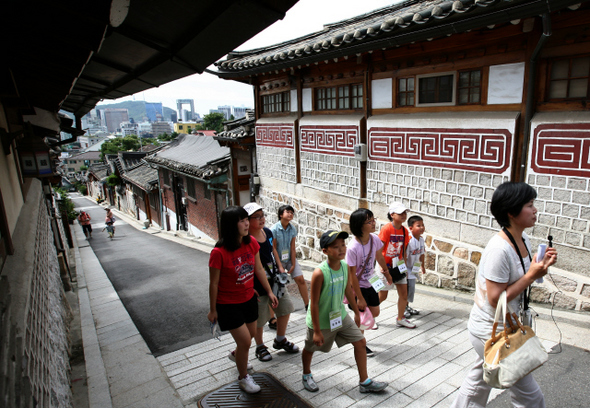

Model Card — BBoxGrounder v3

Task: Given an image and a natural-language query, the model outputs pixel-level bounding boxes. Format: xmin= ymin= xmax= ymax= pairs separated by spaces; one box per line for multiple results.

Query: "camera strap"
xmin=502 ymin=228 xmax=532 ymax=310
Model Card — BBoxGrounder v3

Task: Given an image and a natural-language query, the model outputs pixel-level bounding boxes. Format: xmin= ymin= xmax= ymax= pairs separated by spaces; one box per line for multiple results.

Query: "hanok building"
xmin=120 ymin=161 xmax=161 ymax=227
xmin=145 ymin=134 xmax=231 ymax=240
xmin=214 ymin=110 xmax=257 ymax=206
xmin=216 ymin=0 xmax=590 ymax=310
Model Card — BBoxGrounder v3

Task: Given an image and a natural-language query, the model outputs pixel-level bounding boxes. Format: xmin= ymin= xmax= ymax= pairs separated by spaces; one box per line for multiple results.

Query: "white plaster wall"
xmin=372 ymin=78 xmax=393 ymax=109
xmin=302 ymin=88 xmax=312 ymax=112
xmin=487 ymin=62 xmax=525 ymax=104
xmin=290 ymin=89 xmax=298 ymax=112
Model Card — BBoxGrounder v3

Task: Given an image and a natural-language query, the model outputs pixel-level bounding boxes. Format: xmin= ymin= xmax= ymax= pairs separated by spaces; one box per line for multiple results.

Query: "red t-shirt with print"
xmin=378 ymin=223 xmax=411 ymax=266
xmin=209 ymin=237 xmax=260 ymax=304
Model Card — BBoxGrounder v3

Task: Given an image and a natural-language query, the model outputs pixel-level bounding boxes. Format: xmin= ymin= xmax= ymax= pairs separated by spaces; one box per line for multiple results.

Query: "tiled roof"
xmin=88 ymin=163 xmax=109 ymax=180
xmin=120 ymin=162 xmax=159 ymax=191
xmin=68 ymin=150 xmax=102 ymax=161
xmin=214 ymin=115 xmax=256 ymax=142
xmin=118 ymin=151 xmax=148 ymax=172
xmin=216 ymin=0 xmax=583 ymax=76
xmin=145 ymin=134 xmax=230 ymax=180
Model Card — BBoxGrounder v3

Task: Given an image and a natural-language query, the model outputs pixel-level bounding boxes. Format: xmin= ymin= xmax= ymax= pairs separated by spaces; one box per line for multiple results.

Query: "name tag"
xmin=369 ymin=274 xmax=385 ymax=292
xmin=397 ymin=259 xmax=408 ymax=273
xmin=412 ymin=262 xmax=421 ymax=274
xmin=329 ymin=310 xmax=342 ymax=331
xmin=281 ymin=250 xmax=289 ymax=261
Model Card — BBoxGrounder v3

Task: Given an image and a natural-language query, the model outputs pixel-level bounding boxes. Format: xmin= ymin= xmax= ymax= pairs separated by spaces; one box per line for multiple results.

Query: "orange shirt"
xmin=378 ymin=223 xmax=411 ymax=266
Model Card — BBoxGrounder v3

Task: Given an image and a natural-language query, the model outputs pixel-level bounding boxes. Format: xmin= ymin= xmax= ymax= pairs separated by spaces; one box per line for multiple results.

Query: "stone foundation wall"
xmin=258 ymin=187 xmax=590 ymax=311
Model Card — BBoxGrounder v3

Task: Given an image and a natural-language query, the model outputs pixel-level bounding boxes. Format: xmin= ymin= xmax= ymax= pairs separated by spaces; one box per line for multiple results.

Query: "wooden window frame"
xmin=547 ymin=55 xmax=590 ymax=101
xmin=397 ymin=77 xmax=415 ymax=107
xmin=315 ymin=83 xmax=363 ymax=111
xmin=457 ymin=69 xmax=482 ymax=105
xmin=186 ymin=177 xmax=196 ymax=200
xmin=416 ymin=71 xmax=456 ymax=106
xmin=262 ymin=91 xmax=290 ymax=114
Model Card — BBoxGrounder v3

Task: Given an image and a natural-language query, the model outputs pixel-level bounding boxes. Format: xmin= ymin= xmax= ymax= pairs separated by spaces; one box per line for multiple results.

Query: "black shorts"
xmin=216 ymin=294 xmax=258 ymax=331
xmin=359 ymin=286 xmax=380 ymax=307
xmin=82 ymin=224 xmax=92 ymax=233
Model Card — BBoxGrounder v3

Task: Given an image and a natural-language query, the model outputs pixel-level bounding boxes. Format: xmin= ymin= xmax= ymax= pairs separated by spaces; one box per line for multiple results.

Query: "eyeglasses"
xmin=250 ymin=213 xmax=265 ymax=220
xmin=364 ymin=218 xmax=376 ymax=224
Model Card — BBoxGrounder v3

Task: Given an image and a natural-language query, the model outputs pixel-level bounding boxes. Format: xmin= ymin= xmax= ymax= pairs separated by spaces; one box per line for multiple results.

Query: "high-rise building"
xmin=103 ymin=108 xmax=129 ymax=133
xmin=233 ymin=106 xmax=248 ymax=119
xmin=145 ymin=102 xmax=163 ymax=122
xmin=217 ymin=105 xmax=232 ymax=120
xmin=176 ymin=99 xmax=195 ymax=121
xmin=152 ymin=121 xmax=173 ymax=137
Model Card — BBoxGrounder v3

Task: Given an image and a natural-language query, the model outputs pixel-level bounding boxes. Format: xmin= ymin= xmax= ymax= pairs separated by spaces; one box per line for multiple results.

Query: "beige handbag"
xmin=483 ymin=291 xmax=548 ymax=389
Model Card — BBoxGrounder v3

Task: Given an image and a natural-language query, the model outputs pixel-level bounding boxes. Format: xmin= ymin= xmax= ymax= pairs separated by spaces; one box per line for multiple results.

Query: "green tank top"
xmin=306 ymin=260 xmax=348 ymax=330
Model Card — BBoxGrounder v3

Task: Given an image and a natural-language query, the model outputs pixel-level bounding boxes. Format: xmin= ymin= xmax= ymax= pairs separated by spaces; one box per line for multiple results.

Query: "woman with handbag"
xmin=451 ymin=182 xmax=557 ymax=408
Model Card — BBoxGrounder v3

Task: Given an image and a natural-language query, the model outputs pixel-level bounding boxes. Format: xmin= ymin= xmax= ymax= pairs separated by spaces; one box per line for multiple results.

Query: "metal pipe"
xmin=520 ymin=13 xmax=552 ymax=181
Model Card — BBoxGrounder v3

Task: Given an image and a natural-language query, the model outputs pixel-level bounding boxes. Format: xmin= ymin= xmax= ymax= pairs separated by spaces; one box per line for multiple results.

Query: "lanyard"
xmin=357 ymin=235 xmax=374 ymax=278
xmin=328 ymin=262 xmax=345 ymax=311
xmin=502 ymin=228 xmax=532 ymax=310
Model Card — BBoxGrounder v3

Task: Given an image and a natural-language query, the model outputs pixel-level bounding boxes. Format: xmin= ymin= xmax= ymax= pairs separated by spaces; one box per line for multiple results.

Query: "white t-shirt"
xmin=405 ymin=235 xmax=425 ymax=280
xmin=345 ymin=234 xmax=383 ymax=289
xmin=468 ymin=233 xmax=532 ymax=339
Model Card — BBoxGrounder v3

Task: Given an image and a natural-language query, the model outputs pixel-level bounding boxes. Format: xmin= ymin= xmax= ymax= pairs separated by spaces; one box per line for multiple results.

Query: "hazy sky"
xmin=100 ymin=0 xmax=399 ymax=116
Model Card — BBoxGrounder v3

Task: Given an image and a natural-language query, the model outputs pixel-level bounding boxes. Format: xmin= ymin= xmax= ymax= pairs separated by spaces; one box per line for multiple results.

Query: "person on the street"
xmin=207 ymin=206 xmax=278 ymax=394
xmin=105 ymin=208 xmax=116 ymax=237
xmin=451 ymin=182 xmax=557 ymax=407
xmin=78 ymin=210 xmax=92 ymax=239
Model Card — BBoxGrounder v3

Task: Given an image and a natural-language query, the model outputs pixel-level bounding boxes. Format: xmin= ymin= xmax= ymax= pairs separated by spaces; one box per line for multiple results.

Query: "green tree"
xmin=100 ymin=135 xmax=141 ymax=159
xmin=200 ymin=112 xmax=225 ymax=133
xmin=158 ymin=132 xmax=179 ymax=141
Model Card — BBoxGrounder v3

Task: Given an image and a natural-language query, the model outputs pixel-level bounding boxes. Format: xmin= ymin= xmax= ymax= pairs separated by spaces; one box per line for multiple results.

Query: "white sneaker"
xmin=228 ymin=351 xmax=253 ymax=370
xmin=239 ymin=374 xmax=261 ymax=394
xmin=396 ymin=318 xmax=416 ymax=329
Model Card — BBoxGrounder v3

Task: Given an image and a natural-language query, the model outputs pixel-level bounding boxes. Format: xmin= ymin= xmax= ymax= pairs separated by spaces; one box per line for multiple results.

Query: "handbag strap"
xmin=502 ymin=228 xmax=532 ymax=310
xmin=357 ymin=235 xmax=374 ymax=278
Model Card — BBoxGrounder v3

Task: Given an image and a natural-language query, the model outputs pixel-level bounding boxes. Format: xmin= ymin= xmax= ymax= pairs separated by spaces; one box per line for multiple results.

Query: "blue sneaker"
xmin=359 ymin=379 xmax=387 ymax=393
xmin=302 ymin=374 xmax=319 ymax=392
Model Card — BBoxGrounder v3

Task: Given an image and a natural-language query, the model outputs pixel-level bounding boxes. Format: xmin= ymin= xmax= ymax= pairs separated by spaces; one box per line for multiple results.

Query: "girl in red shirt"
xmin=208 ymin=206 xmax=278 ymax=394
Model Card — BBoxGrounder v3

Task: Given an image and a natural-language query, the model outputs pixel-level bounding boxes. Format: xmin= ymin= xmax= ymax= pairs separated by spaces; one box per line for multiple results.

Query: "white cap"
xmin=388 ymin=202 xmax=408 ymax=215
xmin=243 ymin=202 xmax=263 ymax=216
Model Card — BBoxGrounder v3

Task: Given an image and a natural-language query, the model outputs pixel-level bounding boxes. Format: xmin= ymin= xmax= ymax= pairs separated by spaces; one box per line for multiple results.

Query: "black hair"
xmin=216 ymin=206 xmax=251 ymax=251
xmin=350 ymin=208 xmax=374 ymax=237
xmin=278 ymin=204 xmax=295 ymax=219
xmin=407 ymin=215 xmax=423 ymax=227
xmin=490 ymin=182 xmax=537 ymax=228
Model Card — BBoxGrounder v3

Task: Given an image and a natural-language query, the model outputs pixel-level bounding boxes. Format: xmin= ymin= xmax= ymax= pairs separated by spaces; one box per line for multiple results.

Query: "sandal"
xmin=268 ymin=317 xmax=277 ymax=330
xmin=255 ymin=345 xmax=272 ymax=362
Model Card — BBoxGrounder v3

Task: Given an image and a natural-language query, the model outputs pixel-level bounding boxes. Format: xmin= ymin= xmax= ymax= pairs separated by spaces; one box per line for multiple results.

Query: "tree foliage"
xmin=196 ymin=112 xmax=225 ymax=133
xmin=100 ymin=135 xmax=141 ymax=158
xmin=158 ymin=132 xmax=179 ymax=141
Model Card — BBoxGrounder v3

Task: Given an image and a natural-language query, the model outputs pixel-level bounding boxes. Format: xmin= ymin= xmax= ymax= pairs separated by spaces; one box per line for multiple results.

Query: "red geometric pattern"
xmin=255 ymin=123 xmax=294 ymax=148
xmin=300 ymin=125 xmax=358 ymax=156
xmin=531 ymin=123 xmax=590 ymax=177
xmin=368 ymin=127 xmax=512 ymax=173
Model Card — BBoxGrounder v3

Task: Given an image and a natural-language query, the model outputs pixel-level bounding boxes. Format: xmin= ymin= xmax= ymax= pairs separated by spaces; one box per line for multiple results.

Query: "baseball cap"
xmin=243 ymin=202 xmax=263 ymax=216
xmin=320 ymin=230 xmax=349 ymax=249
xmin=388 ymin=202 xmax=407 ymax=215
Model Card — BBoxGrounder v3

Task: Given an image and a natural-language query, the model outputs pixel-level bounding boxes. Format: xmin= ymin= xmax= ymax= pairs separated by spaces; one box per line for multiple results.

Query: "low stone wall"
xmin=258 ymin=187 xmax=590 ymax=312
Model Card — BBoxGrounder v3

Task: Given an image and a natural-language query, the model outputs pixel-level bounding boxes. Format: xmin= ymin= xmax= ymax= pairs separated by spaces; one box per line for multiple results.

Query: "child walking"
xmin=345 ymin=208 xmax=392 ymax=357
xmin=271 ymin=205 xmax=309 ymax=310
xmin=377 ymin=202 xmax=415 ymax=329
xmin=404 ymin=216 xmax=426 ymax=318
xmin=208 ymin=206 xmax=278 ymax=394
xmin=301 ymin=230 xmax=388 ymax=394
xmin=78 ymin=210 xmax=92 ymax=239
xmin=243 ymin=203 xmax=299 ymax=363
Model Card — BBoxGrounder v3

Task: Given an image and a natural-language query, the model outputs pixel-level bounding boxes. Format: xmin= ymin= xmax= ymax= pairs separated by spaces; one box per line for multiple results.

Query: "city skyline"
xmin=100 ymin=0 xmax=397 ymax=115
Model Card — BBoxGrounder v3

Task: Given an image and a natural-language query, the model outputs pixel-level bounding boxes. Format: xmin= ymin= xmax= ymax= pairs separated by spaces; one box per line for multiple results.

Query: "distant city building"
xmin=170 ymin=111 xmax=178 ymax=123
xmin=103 ymin=108 xmax=129 ymax=133
xmin=209 ymin=105 xmax=252 ymax=120
xmin=78 ymin=135 xmax=107 ymax=149
xmin=152 ymin=121 xmax=173 ymax=136
xmin=81 ymin=108 xmax=108 ymax=134
xmin=174 ymin=121 xmax=198 ymax=134
xmin=120 ymin=121 xmax=138 ymax=137
xmin=137 ymin=121 xmax=153 ymax=137
xmin=176 ymin=99 xmax=195 ymax=122
xmin=145 ymin=102 xmax=163 ymax=122
xmin=232 ymin=106 xmax=248 ymax=119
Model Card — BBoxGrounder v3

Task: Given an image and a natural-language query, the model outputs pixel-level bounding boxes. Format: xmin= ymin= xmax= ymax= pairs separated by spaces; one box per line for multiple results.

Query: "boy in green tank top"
xmin=301 ymin=230 xmax=388 ymax=394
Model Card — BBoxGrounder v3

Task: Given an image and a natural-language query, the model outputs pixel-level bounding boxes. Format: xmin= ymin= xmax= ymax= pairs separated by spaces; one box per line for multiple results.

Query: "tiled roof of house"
xmin=87 ymin=163 xmax=109 ymax=181
xmin=216 ymin=0 xmax=583 ymax=76
xmin=120 ymin=162 xmax=159 ymax=191
xmin=214 ymin=115 xmax=256 ymax=142
xmin=68 ymin=150 xmax=102 ymax=161
xmin=145 ymin=133 xmax=230 ymax=180
xmin=118 ymin=151 xmax=148 ymax=172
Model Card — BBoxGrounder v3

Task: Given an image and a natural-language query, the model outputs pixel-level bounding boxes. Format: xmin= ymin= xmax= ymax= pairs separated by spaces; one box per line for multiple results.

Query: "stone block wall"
xmin=1 ymin=181 xmax=72 ymax=407
xmin=301 ymin=152 xmax=360 ymax=197
xmin=367 ymin=161 xmax=509 ymax=230
xmin=257 ymin=145 xmax=297 ymax=183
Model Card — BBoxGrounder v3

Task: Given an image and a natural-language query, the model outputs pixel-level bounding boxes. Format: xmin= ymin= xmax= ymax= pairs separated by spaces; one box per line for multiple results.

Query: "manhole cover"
xmin=198 ymin=372 xmax=313 ymax=408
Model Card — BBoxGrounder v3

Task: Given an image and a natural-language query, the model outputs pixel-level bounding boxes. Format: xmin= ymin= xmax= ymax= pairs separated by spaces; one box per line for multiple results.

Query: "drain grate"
xmin=198 ymin=372 xmax=313 ymax=408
